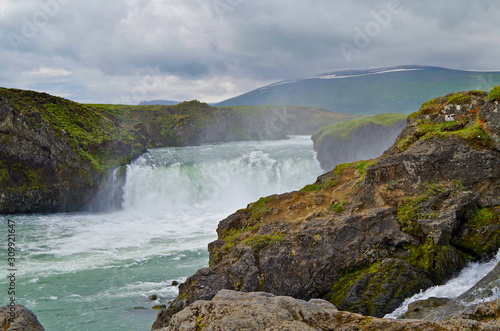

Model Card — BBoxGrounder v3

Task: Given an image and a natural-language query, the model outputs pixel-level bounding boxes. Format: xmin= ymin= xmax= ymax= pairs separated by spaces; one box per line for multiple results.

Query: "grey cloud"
xmin=0 ymin=0 xmax=499 ymax=103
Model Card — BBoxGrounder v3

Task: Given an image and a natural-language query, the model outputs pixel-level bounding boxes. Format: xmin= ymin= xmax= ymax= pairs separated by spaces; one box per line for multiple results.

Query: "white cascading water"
xmin=122 ymin=138 xmax=321 ymax=214
xmin=385 ymin=250 xmax=500 ymax=319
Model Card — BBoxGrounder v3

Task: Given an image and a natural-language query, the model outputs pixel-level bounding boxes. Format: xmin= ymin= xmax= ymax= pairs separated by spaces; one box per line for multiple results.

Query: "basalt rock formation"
xmin=0 ymin=88 xmax=349 ymax=214
xmin=153 ymin=88 xmax=500 ymax=329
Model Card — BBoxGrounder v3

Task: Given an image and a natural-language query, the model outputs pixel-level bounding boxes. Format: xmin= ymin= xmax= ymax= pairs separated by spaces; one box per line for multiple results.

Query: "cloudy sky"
xmin=1 ymin=0 xmax=500 ymax=104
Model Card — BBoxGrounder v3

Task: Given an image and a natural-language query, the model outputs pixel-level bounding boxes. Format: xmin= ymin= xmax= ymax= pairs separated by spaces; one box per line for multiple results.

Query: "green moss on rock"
xmin=446 ymin=93 xmax=472 ymax=105
xmin=300 ymin=177 xmax=339 ymax=192
xmin=396 ymin=195 xmax=427 ymax=236
xmin=247 ymin=197 xmax=273 ymax=222
xmin=326 ymin=262 xmax=381 ymax=308
xmin=453 ymin=207 xmax=500 ymax=258
xmin=487 ymin=85 xmax=500 ymax=101
xmin=243 ymin=233 xmax=283 ymax=251
xmin=326 ymin=259 xmax=435 ymax=317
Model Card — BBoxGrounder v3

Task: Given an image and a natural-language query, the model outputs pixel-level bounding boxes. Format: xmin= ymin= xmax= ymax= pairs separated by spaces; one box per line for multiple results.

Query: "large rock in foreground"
xmin=153 ymin=88 xmax=500 ymax=329
xmin=0 ymin=305 xmax=45 ymax=331
xmin=157 ymin=290 xmax=500 ymax=331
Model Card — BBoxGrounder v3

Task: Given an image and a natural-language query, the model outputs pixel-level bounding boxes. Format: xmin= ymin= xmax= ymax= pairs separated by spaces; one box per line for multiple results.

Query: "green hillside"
xmin=216 ymin=66 xmax=500 ymax=116
xmin=312 ymin=113 xmax=408 ymax=146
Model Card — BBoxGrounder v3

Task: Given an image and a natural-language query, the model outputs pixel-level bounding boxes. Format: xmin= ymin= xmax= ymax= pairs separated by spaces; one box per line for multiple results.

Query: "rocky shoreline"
xmin=153 ymin=87 xmax=500 ymax=330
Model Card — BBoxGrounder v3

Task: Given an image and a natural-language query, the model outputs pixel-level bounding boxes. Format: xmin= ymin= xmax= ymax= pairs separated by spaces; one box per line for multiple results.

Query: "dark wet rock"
xmin=153 ymin=305 xmax=167 ymax=310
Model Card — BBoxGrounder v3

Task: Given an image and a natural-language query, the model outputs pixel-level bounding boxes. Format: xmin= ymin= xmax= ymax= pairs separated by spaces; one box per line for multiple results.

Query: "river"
xmin=0 ymin=136 xmax=322 ymax=330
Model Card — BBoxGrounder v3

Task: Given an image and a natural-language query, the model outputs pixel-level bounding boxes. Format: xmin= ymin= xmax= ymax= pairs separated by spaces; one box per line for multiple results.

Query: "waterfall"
xmin=121 ymin=137 xmax=322 ymax=214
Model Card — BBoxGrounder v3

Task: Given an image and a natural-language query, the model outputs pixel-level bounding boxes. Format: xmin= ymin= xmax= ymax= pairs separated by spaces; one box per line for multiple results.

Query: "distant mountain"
xmin=215 ymin=66 xmax=500 ymax=115
xmin=139 ymin=100 xmax=180 ymax=105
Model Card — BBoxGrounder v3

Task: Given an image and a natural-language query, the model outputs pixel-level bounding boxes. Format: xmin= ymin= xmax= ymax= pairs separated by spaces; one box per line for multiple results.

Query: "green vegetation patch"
xmin=326 ymin=262 xmax=381 ymax=307
xmin=329 ymin=200 xmax=346 ymax=213
xmin=300 ymin=177 xmax=339 ymax=192
xmin=408 ymin=91 xmax=481 ymax=121
xmin=487 ymin=85 xmax=500 ymax=101
xmin=422 ymin=120 xmax=493 ymax=149
xmin=446 ymin=93 xmax=472 ymax=105
xmin=300 ymin=160 xmax=375 ymax=193
xmin=219 ymin=225 xmax=259 ymax=252
xmin=354 ymin=160 xmax=375 ymax=177
xmin=312 ymin=113 xmax=407 ymax=145
xmin=405 ymin=239 xmax=447 ymax=272
xmin=396 ymin=182 xmax=445 ymax=236
xmin=243 ymin=233 xmax=283 ymax=251
xmin=403 ymin=239 xmax=468 ymax=284
xmin=247 ymin=197 xmax=273 ymax=222
xmin=453 ymin=207 xmax=500 ymax=258
xmin=409 ymin=98 xmax=441 ymax=120
xmin=397 ymin=195 xmax=427 ymax=236
xmin=397 ymin=117 xmax=493 ymax=152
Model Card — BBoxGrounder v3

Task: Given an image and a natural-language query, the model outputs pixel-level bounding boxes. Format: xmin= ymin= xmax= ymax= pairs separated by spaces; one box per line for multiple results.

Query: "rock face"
xmin=0 ymin=89 xmax=150 ymax=214
xmin=157 ymin=290 xmax=500 ymax=331
xmin=0 ymin=305 xmax=45 ymax=331
xmin=312 ymin=114 xmax=407 ymax=171
xmin=0 ymin=88 xmax=349 ymax=214
xmin=153 ymin=89 xmax=500 ymax=329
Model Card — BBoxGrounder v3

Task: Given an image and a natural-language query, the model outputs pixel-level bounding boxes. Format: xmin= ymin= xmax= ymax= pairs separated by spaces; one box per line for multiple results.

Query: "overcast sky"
xmin=1 ymin=0 xmax=499 ymax=104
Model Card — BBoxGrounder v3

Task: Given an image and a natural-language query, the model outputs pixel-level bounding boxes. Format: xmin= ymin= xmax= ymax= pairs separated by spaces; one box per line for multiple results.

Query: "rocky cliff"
xmin=153 ymin=87 xmax=500 ymax=329
xmin=312 ymin=113 xmax=407 ymax=171
xmin=0 ymin=88 xmax=349 ymax=214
